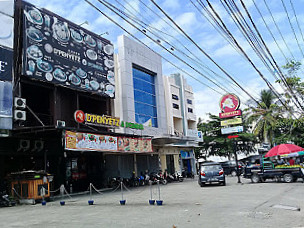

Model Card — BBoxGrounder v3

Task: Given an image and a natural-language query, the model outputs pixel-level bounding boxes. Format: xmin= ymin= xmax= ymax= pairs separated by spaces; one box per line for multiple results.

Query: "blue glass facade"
xmin=133 ymin=67 xmax=158 ymax=127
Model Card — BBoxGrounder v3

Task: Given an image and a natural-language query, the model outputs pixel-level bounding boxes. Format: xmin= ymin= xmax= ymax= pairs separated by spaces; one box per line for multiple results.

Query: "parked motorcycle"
xmin=0 ymin=191 xmax=15 ymax=207
xmin=172 ymin=172 xmax=184 ymax=182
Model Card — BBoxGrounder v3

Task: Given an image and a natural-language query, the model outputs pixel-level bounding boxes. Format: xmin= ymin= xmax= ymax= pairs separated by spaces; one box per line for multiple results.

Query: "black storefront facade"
xmin=0 ymin=1 xmax=117 ymax=193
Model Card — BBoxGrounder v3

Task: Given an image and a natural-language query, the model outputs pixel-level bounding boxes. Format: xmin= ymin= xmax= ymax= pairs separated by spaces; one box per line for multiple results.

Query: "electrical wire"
xmin=95 ymin=0 xmax=232 ymax=94
xmin=84 ymin=0 xmax=224 ymax=96
xmin=289 ymin=0 xmax=304 ymax=47
xmin=149 ymin=0 xmax=261 ymax=106
xmin=112 ymin=0 xmax=242 ymax=95
xmin=280 ymin=0 xmax=304 ymax=58
xmin=262 ymin=0 xmax=296 ymax=60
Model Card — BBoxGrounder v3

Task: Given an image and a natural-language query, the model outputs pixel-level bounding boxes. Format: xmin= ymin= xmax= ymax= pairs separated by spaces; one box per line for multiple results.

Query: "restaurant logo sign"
xmin=74 ymin=110 xmax=144 ymax=130
xmin=219 ymin=94 xmax=240 ymax=113
xmin=22 ymin=2 xmax=115 ymax=97
xmin=74 ymin=110 xmax=120 ymax=127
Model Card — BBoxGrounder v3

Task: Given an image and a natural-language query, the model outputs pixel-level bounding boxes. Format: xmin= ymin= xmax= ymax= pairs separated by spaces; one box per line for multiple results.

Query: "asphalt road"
xmin=1 ymin=176 xmax=304 ymax=228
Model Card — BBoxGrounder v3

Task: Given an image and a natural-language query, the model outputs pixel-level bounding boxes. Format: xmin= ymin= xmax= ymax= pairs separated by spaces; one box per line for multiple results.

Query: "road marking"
xmin=272 ymin=204 xmax=300 ymax=211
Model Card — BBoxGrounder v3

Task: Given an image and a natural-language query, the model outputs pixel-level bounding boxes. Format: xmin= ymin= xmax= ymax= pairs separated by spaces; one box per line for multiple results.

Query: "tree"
xmin=244 ymin=89 xmax=281 ymax=146
xmin=195 ymin=113 xmax=257 ymax=159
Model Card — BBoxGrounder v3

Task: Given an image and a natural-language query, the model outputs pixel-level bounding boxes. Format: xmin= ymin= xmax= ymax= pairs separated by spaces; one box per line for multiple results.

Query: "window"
xmin=172 ymin=94 xmax=179 ymax=100
xmin=188 ymin=108 xmax=193 ymax=113
xmin=173 ymin=103 xmax=179 ymax=109
xmin=187 ymin=99 xmax=192 ymax=104
xmin=133 ymin=67 xmax=158 ymax=127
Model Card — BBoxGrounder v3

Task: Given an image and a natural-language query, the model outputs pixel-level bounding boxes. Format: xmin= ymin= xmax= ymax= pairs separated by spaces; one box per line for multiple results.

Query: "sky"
xmin=12 ymin=0 xmax=304 ymax=121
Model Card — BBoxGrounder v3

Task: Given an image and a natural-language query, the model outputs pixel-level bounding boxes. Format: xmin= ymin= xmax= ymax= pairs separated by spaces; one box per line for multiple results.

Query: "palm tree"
xmin=245 ymin=89 xmax=281 ymax=145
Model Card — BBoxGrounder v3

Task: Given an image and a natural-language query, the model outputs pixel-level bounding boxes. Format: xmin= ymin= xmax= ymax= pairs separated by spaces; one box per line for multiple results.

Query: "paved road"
xmin=1 ymin=177 xmax=304 ymax=228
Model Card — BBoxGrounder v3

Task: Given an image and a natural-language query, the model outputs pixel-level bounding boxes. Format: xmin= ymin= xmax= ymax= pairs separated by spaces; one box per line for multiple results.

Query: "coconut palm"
xmin=244 ymin=89 xmax=281 ymax=145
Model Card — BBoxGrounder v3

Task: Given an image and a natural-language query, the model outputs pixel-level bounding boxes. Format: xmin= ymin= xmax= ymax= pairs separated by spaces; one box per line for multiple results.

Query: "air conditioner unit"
xmin=33 ymin=140 xmax=44 ymax=152
xmin=14 ymin=110 xmax=26 ymax=121
xmin=56 ymin=120 xmax=66 ymax=128
xmin=14 ymin=97 xmax=26 ymax=109
xmin=18 ymin=139 xmax=30 ymax=151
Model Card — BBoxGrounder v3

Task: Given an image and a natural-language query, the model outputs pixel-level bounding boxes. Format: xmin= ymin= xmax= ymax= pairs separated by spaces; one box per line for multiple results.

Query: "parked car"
xmin=220 ymin=160 xmax=244 ymax=176
xmin=198 ymin=162 xmax=225 ymax=187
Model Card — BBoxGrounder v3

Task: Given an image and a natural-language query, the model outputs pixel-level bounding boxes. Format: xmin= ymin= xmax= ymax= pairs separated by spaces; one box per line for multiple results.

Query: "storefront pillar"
xmin=174 ymin=154 xmax=181 ymax=173
xmin=159 ymin=154 xmax=167 ymax=172
xmin=133 ymin=154 xmax=137 ymax=176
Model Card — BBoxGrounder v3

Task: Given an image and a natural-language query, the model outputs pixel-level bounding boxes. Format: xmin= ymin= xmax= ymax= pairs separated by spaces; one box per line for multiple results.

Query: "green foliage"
xmin=196 ymin=113 xmax=257 ymax=159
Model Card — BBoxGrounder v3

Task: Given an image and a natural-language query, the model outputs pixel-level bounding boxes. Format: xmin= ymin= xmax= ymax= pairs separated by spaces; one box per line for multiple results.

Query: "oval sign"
xmin=219 ymin=94 xmax=240 ymax=113
xmin=74 ymin=110 xmax=85 ymax=123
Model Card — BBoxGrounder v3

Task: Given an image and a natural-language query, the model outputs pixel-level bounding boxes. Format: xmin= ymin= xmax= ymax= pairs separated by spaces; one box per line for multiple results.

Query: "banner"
xmin=221 ymin=126 xmax=244 ymax=134
xmin=118 ymin=137 xmax=153 ymax=153
xmin=65 ymin=131 xmax=117 ymax=152
xmin=65 ymin=131 xmax=152 ymax=153
xmin=22 ymin=2 xmax=115 ymax=97
xmin=220 ymin=117 xmax=242 ymax=127
xmin=0 ymin=11 xmax=14 ymax=49
xmin=0 ymin=46 xmax=13 ymax=81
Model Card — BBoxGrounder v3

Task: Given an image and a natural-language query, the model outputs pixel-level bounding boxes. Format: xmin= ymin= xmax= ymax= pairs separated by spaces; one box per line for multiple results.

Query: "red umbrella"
xmin=264 ymin=144 xmax=304 ymax=157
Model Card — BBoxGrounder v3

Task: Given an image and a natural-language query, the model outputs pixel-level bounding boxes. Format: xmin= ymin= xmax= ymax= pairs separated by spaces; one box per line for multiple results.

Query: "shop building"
xmin=162 ymin=73 xmax=199 ymax=175
xmin=0 ymin=0 xmax=120 ymax=193
xmin=114 ymin=35 xmax=168 ymax=177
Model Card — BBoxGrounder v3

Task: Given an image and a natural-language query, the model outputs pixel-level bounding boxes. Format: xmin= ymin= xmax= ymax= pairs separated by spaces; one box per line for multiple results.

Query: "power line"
xmin=280 ymin=0 xmax=304 ymax=59
xmin=251 ymin=0 xmax=288 ymax=62
xmin=262 ymin=0 xmax=296 ymax=60
xmin=149 ymin=0 xmax=261 ymax=106
xmin=289 ymin=0 xmax=304 ymax=47
xmin=113 ymin=0 xmax=242 ymax=96
xmin=84 ymin=0 xmax=225 ymax=96
xmin=203 ymin=0 xmax=296 ymax=116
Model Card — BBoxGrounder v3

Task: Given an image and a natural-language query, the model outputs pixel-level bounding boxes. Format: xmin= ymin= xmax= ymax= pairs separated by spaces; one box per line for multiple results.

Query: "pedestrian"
xmin=276 ymin=156 xmax=284 ymax=165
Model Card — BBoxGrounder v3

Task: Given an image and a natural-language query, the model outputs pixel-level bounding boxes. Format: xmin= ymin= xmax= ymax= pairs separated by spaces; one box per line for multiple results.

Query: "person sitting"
xmin=276 ymin=156 xmax=285 ymax=165
xmin=289 ymin=157 xmax=295 ymax=166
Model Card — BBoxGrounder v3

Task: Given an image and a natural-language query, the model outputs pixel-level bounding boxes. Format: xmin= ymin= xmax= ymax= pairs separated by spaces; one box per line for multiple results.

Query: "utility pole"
xmin=233 ymin=140 xmax=242 ymax=183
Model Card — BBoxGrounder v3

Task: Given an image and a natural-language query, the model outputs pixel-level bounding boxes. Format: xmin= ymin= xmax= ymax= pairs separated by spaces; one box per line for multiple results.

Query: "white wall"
xmin=115 ymin=35 xmax=167 ymax=137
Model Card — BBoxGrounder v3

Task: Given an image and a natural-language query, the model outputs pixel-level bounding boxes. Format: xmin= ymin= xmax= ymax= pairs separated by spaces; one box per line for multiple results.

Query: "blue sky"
xmin=26 ymin=0 xmax=304 ymax=120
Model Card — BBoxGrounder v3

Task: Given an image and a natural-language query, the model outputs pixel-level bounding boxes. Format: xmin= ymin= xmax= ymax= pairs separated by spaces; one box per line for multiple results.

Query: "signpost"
xmin=219 ymin=93 xmax=243 ymax=184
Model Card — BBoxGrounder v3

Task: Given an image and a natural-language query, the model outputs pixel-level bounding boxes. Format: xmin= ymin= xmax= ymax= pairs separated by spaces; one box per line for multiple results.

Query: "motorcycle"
xmin=0 ymin=191 xmax=15 ymax=207
xmin=173 ymin=172 xmax=184 ymax=182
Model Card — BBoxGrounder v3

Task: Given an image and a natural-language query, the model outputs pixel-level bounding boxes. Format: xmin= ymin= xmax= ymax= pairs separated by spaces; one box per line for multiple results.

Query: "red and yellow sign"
xmin=219 ymin=110 xmax=242 ymax=119
xmin=219 ymin=94 xmax=240 ymax=113
xmin=74 ymin=110 xmax=120 ymax=127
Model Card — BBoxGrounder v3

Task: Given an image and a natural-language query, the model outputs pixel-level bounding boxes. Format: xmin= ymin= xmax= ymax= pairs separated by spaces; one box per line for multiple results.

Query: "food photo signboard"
xmin=65 ymin=131 xmax=117 ymax=152
xmin=22 ymin=2 xmax=115 ymax=98
xmin=118 ymin=137 xmax=153 ymax=153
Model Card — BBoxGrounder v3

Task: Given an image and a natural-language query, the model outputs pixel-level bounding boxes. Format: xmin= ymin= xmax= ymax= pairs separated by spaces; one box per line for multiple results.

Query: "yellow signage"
xmin=220 ymin=117 xmax=242 ymax=126
xmin=86 ymin=113 xmax=120 ymax=127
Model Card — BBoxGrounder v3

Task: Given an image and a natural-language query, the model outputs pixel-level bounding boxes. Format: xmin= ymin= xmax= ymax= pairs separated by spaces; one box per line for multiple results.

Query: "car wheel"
xmin=222 ymin=181 xmax=226 ymax=186
xmin=200 ymin=182 xmax=205 ymax=187
xmin=231 ymin=170 xmax=237 ymax=177
xmin=283 ymin=174 xmax=293 ymax=183
xmin=251 ymin=174 xmax=260 ymax=183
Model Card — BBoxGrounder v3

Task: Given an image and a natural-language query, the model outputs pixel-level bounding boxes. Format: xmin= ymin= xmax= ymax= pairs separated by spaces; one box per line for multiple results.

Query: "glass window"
xmin=187 ymin=99 xmax=192 ymax=104
xmin=133 ymin=67 xmax=157 ymax=127
xmin=172 ymin=94 xmax=179 ymax=100
xmin=173 ymin=103 xmax=179 ymax=109
xmin=188 ymin=108 xmax=193 ymax=113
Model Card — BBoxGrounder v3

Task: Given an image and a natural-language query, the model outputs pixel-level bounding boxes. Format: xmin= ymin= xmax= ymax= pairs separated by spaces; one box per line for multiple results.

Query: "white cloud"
xmin=162 ymin=0 xmax=180 ymax=11
xmin=175 ymin=12 xmax=198 ymax=33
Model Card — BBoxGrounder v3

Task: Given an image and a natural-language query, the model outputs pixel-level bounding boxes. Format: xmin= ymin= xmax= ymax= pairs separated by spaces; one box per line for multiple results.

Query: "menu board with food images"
xmin=22 ymin=2 xmax=115 ymax=98
xmin=118 ymin=137 xmax=153 ymax=153
xmin=65 ymin=131 xmax=117 ymax=151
